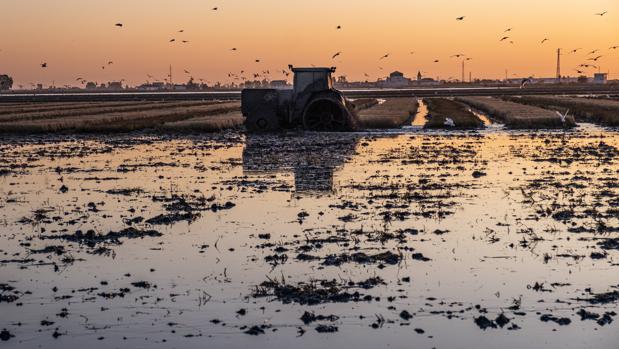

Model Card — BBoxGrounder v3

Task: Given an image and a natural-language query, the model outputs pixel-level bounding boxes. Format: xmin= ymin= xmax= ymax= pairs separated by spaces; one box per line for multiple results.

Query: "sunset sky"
xmin=1 ymin=0 xmax=618 ymax=87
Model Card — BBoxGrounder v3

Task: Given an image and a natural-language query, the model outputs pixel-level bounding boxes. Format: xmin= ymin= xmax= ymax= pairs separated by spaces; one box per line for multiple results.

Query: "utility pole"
xmin=461 ymin=60 xmax=465 ymax=83
xmin=469 ymin=71 xmax=472 ymax=83
xmin=169 ymin=64 xmax=173 ymax=89
xmin=556 ymin=48 xmax=561 ymax=82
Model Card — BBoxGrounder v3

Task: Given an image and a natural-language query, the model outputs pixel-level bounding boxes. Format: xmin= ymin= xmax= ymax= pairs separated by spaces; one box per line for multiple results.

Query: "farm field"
xmin=456 ymin=96 xmax=577 ymax=129
xmin=504 ymin=95 xmax=619 ymax=126
xmin=0 ymin=127 xmax=618 ymax=348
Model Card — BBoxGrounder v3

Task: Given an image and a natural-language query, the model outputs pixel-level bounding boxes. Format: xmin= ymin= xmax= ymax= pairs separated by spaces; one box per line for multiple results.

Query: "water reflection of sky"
xmin=0 ymin=127 xmax=618 ymax=348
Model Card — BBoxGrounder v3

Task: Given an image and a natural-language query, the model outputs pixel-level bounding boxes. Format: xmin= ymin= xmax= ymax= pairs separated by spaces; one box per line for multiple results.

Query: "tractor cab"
xmin=292 ymin=67 xmax=336 ymax=95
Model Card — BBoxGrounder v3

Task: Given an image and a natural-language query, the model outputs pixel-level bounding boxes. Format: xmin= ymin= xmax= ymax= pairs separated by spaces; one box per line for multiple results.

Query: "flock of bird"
xmin=27 ymin=8 xmax=616 ymax=86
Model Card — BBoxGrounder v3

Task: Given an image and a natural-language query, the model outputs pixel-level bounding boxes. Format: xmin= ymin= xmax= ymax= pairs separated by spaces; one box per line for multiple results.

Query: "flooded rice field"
xmin=1 ymin=125 xmax=618 ymax=348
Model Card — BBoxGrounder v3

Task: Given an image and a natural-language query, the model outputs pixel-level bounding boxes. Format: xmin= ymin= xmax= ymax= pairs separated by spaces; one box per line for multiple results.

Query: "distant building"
xmin=138 ymin=82 xmax=166 ymax=91
xmin=379 ymin=71 xmax=411 ymax=88
xmin=593 ymin=73 xmax=608 ymax=84
xmin=269 ymin=80 xmax=290 ymax=89
xmin=107 ymin=81 xmax=123 ymax=90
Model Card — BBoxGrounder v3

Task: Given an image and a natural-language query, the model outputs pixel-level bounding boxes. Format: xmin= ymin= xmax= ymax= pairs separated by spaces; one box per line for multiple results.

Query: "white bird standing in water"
xmin=555 ymin=109 xmax=570 ymax=124
xmin=444 ymin=118 xmax=456 ymax=127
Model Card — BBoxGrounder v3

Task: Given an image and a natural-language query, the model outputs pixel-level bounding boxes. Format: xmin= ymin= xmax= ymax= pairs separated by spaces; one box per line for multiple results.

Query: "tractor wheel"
xmin=303 ymin=99 xmax=349 ymax=131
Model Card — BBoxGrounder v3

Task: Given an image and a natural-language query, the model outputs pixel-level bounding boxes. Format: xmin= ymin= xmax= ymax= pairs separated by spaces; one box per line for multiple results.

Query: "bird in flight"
xmin=336 ymin=25 xmax=341 ymax=30
xmin=588 ymin=55 xmax=603 ymax=61
xmin=456 ymin=16 xmax=465 ymax=21
xmin=184 ymin=69 xmax=190 ymax=74
xmin=379 ymin=53 xmax=390 ymax=60
xmin=569 ymin=48 xmax=582 ymax=54
xmin=332 ymin=52 xmax=341 ymax=59
xmin=169 ymin=39 xmax=175 ymax=42
xmin=450 ymin=54 xmax=465 ymax=58
xmin=588 ymin=49 xmax=599 ymax=55
xmin=574 ymin=69 xmax=584 ymax=74
xmin=255 ymin=59 xmax=260 ymax=63
xmin=409 ymin=51 xmax=415 ymax=55
xmin=500 ymin=36 xmax=510 ymax=41
xmin=504 ymin=28 xmax=512 ymax=32
xmin=609 ymin=45 xmax=618 ymax=49
xmin=541 ymin=38 xmax=549 ymax=44
xmin=595 ymin=11 xmax=607 ymax=16
xmin=115 ymin=23 xmax=123 ymax=27
xmin=433 ymin=59 xmax=440 ymax=63
xmin=212 ymin=7 xmax=218 ymax=11
xmin=179 ymin=29 xmax=184 ymax=33
xmin=182 ymin=40 xmax=189 ymax=43
xmin=231 ymin=48 xmax=237 ymax=51
xmin=107 ymin=61 xmax=113 ymax=65
xmin=41 ymin=63 xmax=47 ymax=68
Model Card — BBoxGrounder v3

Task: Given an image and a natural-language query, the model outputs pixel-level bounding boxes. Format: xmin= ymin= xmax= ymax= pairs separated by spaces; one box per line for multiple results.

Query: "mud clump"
xmin=315 ymin=325 xmax=338 ymax=333
xmin=252 ymin=277 xmax=384 ymax=305
xmin=300 ymin=311 xmax=339 ymax=324
xmin=539 ymin=314 xmax=571 ymax=326
xmin=41 ymin=227 xmax=162 ymax=247
xmin=0 ymin=329 xmax=14 ymax=341
xmin=322 ymin=251 xmax=401 ymax=267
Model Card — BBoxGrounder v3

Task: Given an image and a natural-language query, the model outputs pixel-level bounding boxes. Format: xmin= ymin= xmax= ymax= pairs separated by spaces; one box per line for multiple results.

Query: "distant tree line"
xmin=0 ymin=74 xmax=13 ymax=90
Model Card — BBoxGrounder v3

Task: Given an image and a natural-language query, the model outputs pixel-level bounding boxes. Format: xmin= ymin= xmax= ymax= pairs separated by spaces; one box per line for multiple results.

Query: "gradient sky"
xmin=1 ymin=0 xmax=618 ymax=87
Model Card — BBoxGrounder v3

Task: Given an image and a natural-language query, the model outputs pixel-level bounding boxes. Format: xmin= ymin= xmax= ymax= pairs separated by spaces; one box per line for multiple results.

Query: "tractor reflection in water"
xmin=241 ymin=66 xmax=360 ymax=132
xmin=242 ymin=134 xmax=360 ymax=193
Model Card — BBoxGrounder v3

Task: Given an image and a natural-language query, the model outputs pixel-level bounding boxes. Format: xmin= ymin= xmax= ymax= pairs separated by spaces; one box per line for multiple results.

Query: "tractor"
xmin=241 ymin=66 xmax=359 ymax=132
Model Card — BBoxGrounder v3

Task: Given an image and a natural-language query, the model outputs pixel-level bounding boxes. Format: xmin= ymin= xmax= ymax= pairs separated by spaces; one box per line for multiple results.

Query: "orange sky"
xmin=1 ymin=0 xmax=618 ymax=87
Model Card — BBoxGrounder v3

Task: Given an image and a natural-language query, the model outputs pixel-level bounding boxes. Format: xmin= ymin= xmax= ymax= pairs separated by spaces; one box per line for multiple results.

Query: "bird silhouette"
xmin=179 ymin=29 xmax=184 ymax=33
xmin=500 ymin=36 xmax=510 ymax=41
xmin=231 ymin=48 xmax=237 ymax=51
xmin=450 ymin=54 xmax=465 ymax=58
xmin=520 ymin=78 xmax=532 ymax=88
xmin=212 ymin=7 xmax=218 ymax=11
xmin=434 ymin=59 xmax=440 ymax=63
xmin=184 ymin=69 xmax=190 ymax=74
xmin=456 ymin=16 xmax=465 ymax=20
xmin=170 ymin=39 xmax=175 ymax=42
xmin=115 ymin=23 xmax=123 ymax=27
xmin=182 ymin=40 xmax=189 ymax=43
xmin=595 ymin=11 xmax=607 ymax=16
xmin=569 ymin=48 xmax=582 ymax=54
xmin=107 ymin=61 xmax=113 ymax=65
xmin=609 ymin=46 xmax=618 ymax=49
xmin=41 ymin=63 xmax=47 ymax=68
xmin=541 ymin=38 xmax=549 ymax=44
xmin=255 ymin=59 xmax=260 ymax=63
xmin=588 ymin=55 xmax=603 ymax=61
xmin=588 ymin=49 xmax=599 ymax=55
xmin=332 ymin=52 xmax=341 ymax=59
xmin=379 ymin=53 xmax=389 ymax=60
xmin=336 ymin=25 xmax=341 ymax=30
xmin=504 ymin=28 xmax=512 ymax=32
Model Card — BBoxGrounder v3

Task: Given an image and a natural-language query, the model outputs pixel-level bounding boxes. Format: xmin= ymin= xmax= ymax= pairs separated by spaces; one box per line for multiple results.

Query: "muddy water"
xmin=0 ymin=126 xmax=618 ymax=349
